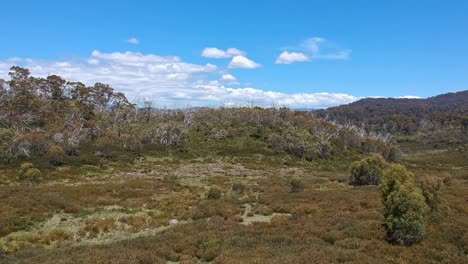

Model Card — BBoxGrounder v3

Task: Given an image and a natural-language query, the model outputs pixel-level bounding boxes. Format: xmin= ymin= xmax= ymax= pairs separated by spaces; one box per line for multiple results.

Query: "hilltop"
xmin=314 ymin=90 xmax=468 ymax=143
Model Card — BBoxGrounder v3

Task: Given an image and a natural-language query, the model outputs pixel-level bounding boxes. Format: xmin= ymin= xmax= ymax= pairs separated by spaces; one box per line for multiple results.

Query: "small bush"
xmin=80 ymin=218 xmax=117 ymax=238
xmin=443 ymin=174 xmax=452 ymax=186
xmin=95 ymin=136 xmax=113 ymax=158
xmin=289 ymin=178 xmax=303 ymax=193
xmin=17 ymin=163 xmax=42 ymax=187
xmin=380 ymin=164 xmax=429 ymax=246
xmin=456 ymin=144 xmax=468 ymax=152
xmin=420 ymin=177 xmax=448 ymax=222
xmin=48 ymin=145 xmax=65 ymax=166
xmin=350 ymin=154 xmax=387 ymax=185
xmin=0 ymin=128 xmax=14 ymax=160
xmin=231 ymin=183 xmax=246 ymax=195
xmin=207 ymin=187 xmax=222 ymax=200
xmin=387 ymin=146 xmax=402 ymax=162
xmin=19 ymin=162 xmax=34 ymax=172
xmin=44 ymin=229 xmax=73 ymax=245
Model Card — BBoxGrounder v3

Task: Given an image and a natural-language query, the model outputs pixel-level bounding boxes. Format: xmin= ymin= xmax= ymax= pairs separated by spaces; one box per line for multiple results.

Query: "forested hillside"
xmin=314 ymin=91 xmax=468 ymax=144
xmin=0 ymin=67 xmax=398 ymax=166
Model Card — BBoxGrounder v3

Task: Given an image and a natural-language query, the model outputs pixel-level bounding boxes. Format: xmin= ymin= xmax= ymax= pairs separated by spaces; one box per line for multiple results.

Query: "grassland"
xmin=0 ymin=140 xmax=467 ymax=264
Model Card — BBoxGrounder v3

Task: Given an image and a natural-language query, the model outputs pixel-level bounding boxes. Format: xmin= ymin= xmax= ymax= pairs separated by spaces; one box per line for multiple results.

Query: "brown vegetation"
xmin=0 ymin=68 xmax=466 ymax=263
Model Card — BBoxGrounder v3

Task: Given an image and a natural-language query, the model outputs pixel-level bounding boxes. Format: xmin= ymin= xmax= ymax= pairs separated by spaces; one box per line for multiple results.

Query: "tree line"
xmin=0 ymin=67 xmax=399 ymax=166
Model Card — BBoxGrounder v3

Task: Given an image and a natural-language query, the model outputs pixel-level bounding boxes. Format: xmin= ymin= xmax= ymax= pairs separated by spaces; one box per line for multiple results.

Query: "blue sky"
xmin=1 ymin=0 xmax=467 ymax=108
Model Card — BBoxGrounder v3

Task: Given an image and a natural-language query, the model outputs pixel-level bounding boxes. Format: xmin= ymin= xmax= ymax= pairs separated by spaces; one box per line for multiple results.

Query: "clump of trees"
xmin=380 ymin=164 xmax=429 ymax=246
xmin=349 ymin=154 xmax=388 ymax=185
xmin=352 ymin=158 xmax=449 ymax=246
xmin=17 ymin=162 xmax=42 ymax=187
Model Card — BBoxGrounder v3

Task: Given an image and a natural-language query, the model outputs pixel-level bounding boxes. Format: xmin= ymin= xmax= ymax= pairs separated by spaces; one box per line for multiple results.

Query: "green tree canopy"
xmin=380 ymin=164 xmax=429 ymax=246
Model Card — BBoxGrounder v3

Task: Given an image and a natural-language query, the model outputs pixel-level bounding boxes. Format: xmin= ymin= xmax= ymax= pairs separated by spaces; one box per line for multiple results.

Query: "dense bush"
xmin=380 ymin=164 xmax=429 ymax=246
xmin=387 ymin=146 xmax=402 ymax=162
xmin=0 ymin=128 xmax=15 ymax=160
xmin=349 ymin=154 xmax=387 ymax=185
xmin=17 ymin=163 xmax=42 ymax=187
xmin=420 ymin=177 xmax=448 ymax=222
xmin=207 ymin=187 xmax=222 ymax=200
xmin=289 ymin=178 xmax=303 ymax=193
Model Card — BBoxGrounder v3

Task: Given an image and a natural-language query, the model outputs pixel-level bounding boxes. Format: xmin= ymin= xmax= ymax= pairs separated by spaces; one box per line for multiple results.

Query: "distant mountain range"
xmin=313 ymin=90 xmax=468 ymax=143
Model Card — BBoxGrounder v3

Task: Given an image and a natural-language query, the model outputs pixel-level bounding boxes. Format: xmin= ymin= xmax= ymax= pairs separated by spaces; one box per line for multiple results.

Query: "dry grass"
xmin=0 ymin=144 xmax=467 ymax=263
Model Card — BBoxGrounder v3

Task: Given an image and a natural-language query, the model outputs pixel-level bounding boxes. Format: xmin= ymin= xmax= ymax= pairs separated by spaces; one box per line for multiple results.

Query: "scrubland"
xmin=0 ymin=68 xmax=466 ymax=263
xmin=1 ymin=141 xmax=466 ymax=264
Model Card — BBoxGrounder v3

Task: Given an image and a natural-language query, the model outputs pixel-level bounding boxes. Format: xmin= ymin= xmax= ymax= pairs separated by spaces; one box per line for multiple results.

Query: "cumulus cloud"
xmin=228 ymin=56 xmax=261 ymax=69
xmin=220 ymin=74 xmax=239 ymax=85
xmin=0 ymin=50 xmax=359 ymax=108
xmin=201 ymin=47 xmax=246 ymax=58
xmin=191 ymin=85 xmax=359 ymax=108
xmin=127 ymin=37 xmax=139 ymax=44
xmin=275 ymin=51 xmax=310 ymax=64
xmin=221 ymin=74 xmax=236 ymax=81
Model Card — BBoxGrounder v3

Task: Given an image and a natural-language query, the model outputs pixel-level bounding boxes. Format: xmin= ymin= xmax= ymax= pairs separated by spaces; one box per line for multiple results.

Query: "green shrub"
xmin=289 ymin=178 xmax=303 ymax=193
xmin=420 ymin=177 xmax=448 ymax=222
xmin=350 ymin=154 xmax=387 ymax=185
xmin=19 ymin=162 xmax=34 ymax=173
xmin=0 ymin=128 xmax=14 ymax=160
xmin=207 ymin=187 xmax=222 ymax=200
xmin=380 ymin=164 xmax=429 ymax=246
xmin=48 ymin=145 xmax=65 ymax=166
xmin=17 ymin=163 xmax=42 ymax=187
xmin=387 ymin=146 xmax=402 ymax=162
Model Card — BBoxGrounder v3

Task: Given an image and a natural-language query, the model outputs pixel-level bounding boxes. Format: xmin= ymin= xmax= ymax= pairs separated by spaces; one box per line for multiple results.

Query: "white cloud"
xmin=201 ymin=47 xmax=246 ymax=58
xmin=87 ymin=58 xmax=100 ymax=65
xmin=0 ymin=50 xmax=359 ymax=108
xmin=220 ymin=74 xmax=239 ymax=85
xmin=397 ymin=95 xmax=422 ymax=99
xmin=191 ymin=85 xmax=359 ymax=108
xmin=220 ymin=74 xmax=236 ymax=82
xmin=228 ymin=56 xmax=261 ymax=69
xmin=127 ymin=38 xmax=139 ymax=45
xmin=275 ymin=51 xmax=310 ymax=64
